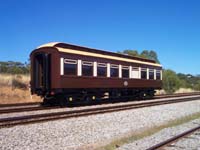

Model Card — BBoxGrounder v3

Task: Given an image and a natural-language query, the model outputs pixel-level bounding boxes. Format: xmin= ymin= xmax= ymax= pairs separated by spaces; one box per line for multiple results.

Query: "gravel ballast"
xmin=167 ymin=129 xmax=200 ymax=150
xmin=117 ymin=118 xmax=200 ymax=150
xmin=0 ymin=100 xmax=200 ymax=150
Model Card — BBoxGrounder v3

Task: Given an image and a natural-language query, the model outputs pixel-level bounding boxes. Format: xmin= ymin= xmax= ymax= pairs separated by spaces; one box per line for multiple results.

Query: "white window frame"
xmin=82 ymin=61 xmax=94 ymax=77
xmin=129 ymin=66 xmax=132 ymax=78
xmin=64 ymin=59 xmax=77 ymax=64
xmin=154 ymin=69 xmax=156 ymax=80
xmin=82 ymin=61 xmax=93 ymax=66
xmin=141 ymin=68 xmax=147 ymax=79
xmin=139 ymin=67 xmax=141 ymax=79
xmin=122 ymin=66 xmax=129 ymax=78
xmin=63 ymin=59 xmax=78 ymax=75
xmin=149 ymin=69 xmax=154 ymax=80
xmin=156 ymin=70 xmax=161 ymax=80
xmin=119 ymin=65 xmax=122 ymax=78
xmin=110 ymin=64 xmax=119 ymax=78
xmin=160 ymin=70 xmax=162 ymax=80
xmin=107 ymin=63 xmax=110 ymax=77
xmin=78 ymin=60 xmax=82 ymax=76
xmin=97 ymin=62 xmax=107 ymax=77
xmin=60 ymin=58 xmax=64 ymax=75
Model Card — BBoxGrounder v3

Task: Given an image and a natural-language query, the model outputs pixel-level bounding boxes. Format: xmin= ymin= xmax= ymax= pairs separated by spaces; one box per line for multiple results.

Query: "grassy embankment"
xmin=0 ymin=74 xmax=41 ymax=104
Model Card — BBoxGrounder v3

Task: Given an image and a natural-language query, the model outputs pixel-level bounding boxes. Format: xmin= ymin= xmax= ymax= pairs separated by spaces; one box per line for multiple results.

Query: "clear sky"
xmin=0 ymin=0 xmax=200 ymax=75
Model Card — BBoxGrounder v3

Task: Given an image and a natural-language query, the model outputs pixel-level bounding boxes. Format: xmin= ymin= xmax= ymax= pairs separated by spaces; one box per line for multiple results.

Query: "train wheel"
xmin=55 ymin=94 xmax=67 ymax=107
xmin=42 ymin=95 xmax=57 ymax=106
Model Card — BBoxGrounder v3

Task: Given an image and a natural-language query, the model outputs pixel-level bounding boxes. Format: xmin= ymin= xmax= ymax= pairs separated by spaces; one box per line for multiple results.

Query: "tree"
xmin=194 ymin=80 xmax=200 ymax=91
xmin=140 ymin=50 xmax=160 ymax=63
xmin=162 ymin=69 xmax=181 ymax=94
xmin=149 ymin=50 xmax=160 ymax=63
xmin=140 ymin=50 xmax=149 ymax=59
xmin=118 ymin=50 xmax=139 ymax=57
xmin=0 ymin=60 xmax=30 ymax=74
xmin=177 ymin=73 xmax=200 ymax=90
xmin=118 ymin=49 xmax=160 ymax=63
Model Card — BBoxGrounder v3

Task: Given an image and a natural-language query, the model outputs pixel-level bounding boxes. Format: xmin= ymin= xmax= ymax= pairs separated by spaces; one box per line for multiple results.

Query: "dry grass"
xmin=155 ymin=89 xmax=166 ymax=95
xmin=0 ymin=74 xmax=42 ymax=104
xmin=156 ymin=88 xmax=196 ymax=95
xmin=175 ymin=88 xmax=195 ymax=93
xmin=0 ymin=74 xmax=29 ymax=87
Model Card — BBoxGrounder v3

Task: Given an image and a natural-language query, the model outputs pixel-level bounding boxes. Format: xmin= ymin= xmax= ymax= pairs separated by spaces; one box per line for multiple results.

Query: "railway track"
xmin=0 ymin=104 xmax=60 ymax=114
xmin=147 ymin=125 xmax=200 ymax=150
xmin=0 ymin=102 xmax=40 ymax=108
xmin=0 ymin=95 xmax=200 ymax=128
xmin=0 ymin=92 xmax=199 ymax=108
xmin=0 ymin=92 xmax=200 ymax=114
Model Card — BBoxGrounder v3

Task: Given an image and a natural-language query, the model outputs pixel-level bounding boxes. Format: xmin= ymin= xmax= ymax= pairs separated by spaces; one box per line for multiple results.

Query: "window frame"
xmin=132 ymin=67 xmax=139 ymax=71
xmin=122 ymin=66 xmax=129 ymax=78
xmin=97 ymin=63 xmax=107 ymax=77
xmin=141 ymin=68 xmax=147 ymax=79
xmin=82 ymin=61 xmax=94 ymax=77
xmin=149 ymin=69 xmax=154 ymax=80
xmin=156 ymin=70 xmax=161 ymax=80
xmin=110 ymin=64 xmax=119 ymax=78
xmin=63 ymin=59 xmax=78 ymax=76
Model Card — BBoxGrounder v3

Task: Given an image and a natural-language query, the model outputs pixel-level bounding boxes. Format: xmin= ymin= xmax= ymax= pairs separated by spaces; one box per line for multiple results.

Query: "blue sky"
xmin=0 ymin=0 xmax=200 ymax=75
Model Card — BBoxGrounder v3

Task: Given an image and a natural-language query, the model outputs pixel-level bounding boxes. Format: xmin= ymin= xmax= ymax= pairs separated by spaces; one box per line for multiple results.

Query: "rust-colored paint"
xmin=30 ymin=43 xmax=162 ymax=95
xmin=30 ymin=47 xmax=61 ymax=89
xmin=60 ymin=76 xmax=162 ymax=89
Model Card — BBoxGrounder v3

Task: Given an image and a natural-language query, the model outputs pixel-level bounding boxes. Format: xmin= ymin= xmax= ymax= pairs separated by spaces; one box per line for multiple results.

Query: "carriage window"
xmin=141 ymin=68 xmax=147 ymax=79
xmin=82 ymin=61 xmax=93 ymax=76
xmin=122 ymin=66 xmax=129 ymax=78
xmin=110 ymin=64 xmax=118 ymax=77
xmin=149 ymin=69 xmax=154 ymax=80
xmin=64 ymin=59 xmax=77 ymax=75
xmin=156 ymin=70 xmax=161 ymax=80
xmin=97 ymin=63 xmax=107 ymax=77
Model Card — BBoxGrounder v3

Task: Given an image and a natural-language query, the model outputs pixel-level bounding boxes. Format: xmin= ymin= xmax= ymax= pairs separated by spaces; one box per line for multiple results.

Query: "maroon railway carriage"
xmin=30 ymin=42 xmax=162 ymax=105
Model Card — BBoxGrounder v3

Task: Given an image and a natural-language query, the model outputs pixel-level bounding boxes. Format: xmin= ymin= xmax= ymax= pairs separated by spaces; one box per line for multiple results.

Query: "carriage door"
xmin=34 ymin=53 xmax=51 ymax=91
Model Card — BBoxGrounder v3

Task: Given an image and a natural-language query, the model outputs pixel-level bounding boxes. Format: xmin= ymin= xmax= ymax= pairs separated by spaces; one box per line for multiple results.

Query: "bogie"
xmin=42 ymin=88 xmax=156 ymax=106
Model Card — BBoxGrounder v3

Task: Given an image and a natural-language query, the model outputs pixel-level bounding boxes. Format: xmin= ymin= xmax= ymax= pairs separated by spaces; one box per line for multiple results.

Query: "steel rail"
xmin=0 ymin=105 xmax=60 ymax=114
xmin=147 ymin=125 xmax=200 ymax=150
xmin=0 ymin=102 xmax=41 ymax=108
xmin=0 ymin=96 xmax=200 ymax=128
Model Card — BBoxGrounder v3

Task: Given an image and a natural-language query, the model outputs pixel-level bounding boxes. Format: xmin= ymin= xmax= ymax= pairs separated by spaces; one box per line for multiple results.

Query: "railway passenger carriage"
xmin=30 ymin=42 xmax=162 ymax=106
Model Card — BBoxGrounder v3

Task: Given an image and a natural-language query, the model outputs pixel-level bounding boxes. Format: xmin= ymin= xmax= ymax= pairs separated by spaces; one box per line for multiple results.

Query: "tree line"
xmin=163 ymin=70 xmax=200 ymax=93
xmin=0 ymin=61 xmax=30 ymax=74
xmin=118 ymin=49 xmax=160 ymax=63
